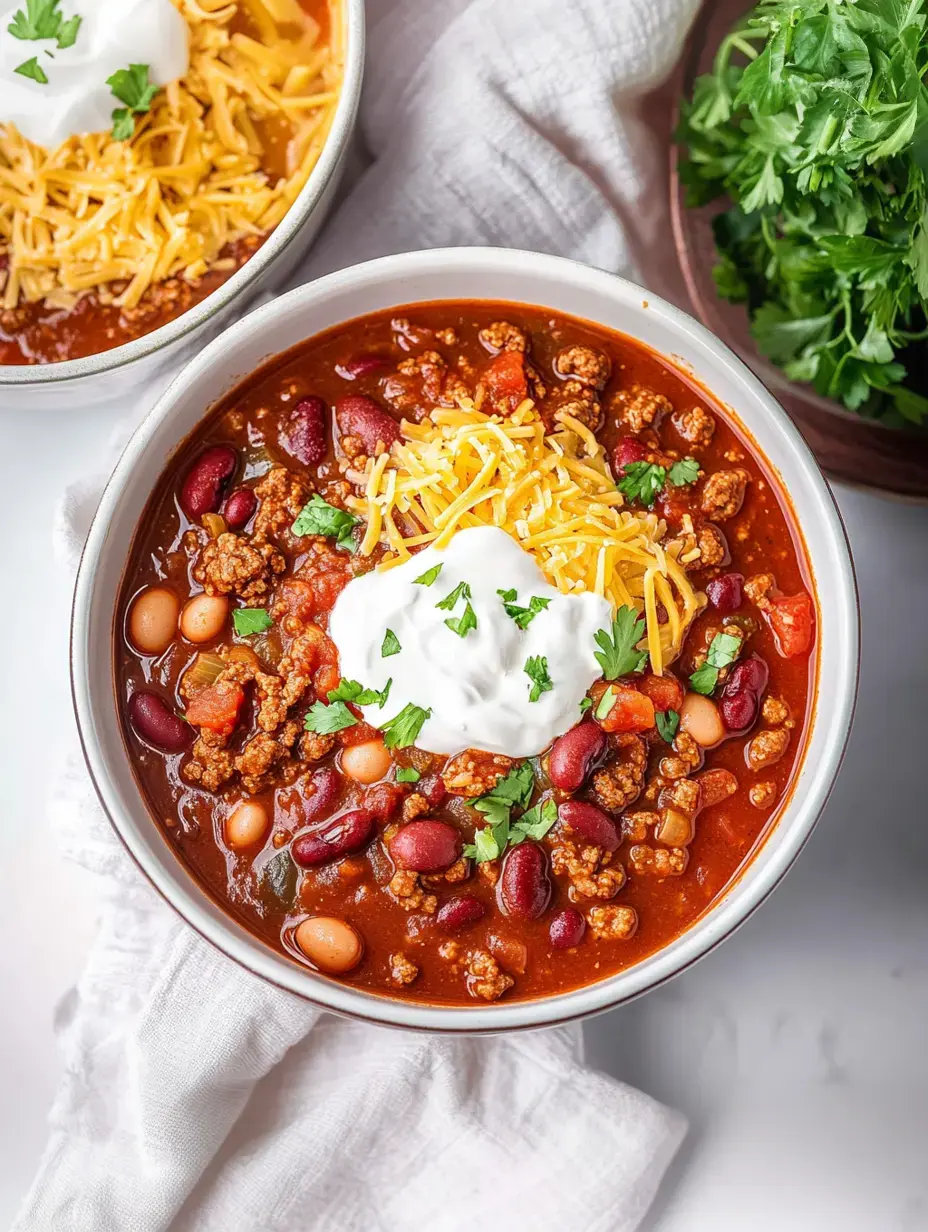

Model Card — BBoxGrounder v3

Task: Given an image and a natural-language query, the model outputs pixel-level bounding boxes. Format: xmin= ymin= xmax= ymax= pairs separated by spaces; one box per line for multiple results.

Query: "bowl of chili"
xmin=72 ymin=247 xmax=858 ymax=1032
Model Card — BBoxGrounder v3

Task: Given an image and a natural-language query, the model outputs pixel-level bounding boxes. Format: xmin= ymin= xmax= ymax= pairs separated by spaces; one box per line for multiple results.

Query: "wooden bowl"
xmin=670 ymin=0 xmax=928 ymax=500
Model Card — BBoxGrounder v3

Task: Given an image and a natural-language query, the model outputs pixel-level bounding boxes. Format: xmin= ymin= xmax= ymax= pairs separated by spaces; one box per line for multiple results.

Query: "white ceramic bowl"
xmin=0 ymin=0 xmax=364 ymax=413
xmin=72 ymin=248 xmax=859 ymax=1032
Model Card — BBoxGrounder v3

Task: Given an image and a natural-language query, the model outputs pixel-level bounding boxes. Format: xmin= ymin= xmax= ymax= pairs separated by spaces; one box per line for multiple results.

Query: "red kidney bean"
xmin=279 ymin=397 xmax=327 ymax=467
xmin=437 ymin=895 xmax=485 ymax=933
xmin=335 ymin=395 xmax=401 ymax=454
xmin=180 ymin=445 xmax=237 ymax=518
xmin=363 ymin=782 xmax=403 ymax=822
xmin=499 ymin=843 xmax=551 ymax=920
xmin=728 ymin=653 xmax=769 ymax=696
xmin=549 ymin=908 xmax=586 ymax=950
xmin=547 ymin=722 xmax=607 ymax=791
xmin=336 ymin=354 xmax=390 ymax=380
xmin=128 ymin=691 xmax=192 ymax=753
xmin=706 ymin=572 xmax=744 ymax=615
xmin=719 ymin=653 xmax=769 ymax=734
xmin=613 ymin=436 xmax=647 ymax=472
xmin=389 ymin=820 xmax=461 ymax=873
xmin=557 ymin=800 xmax=620 ymax=852
xmin=418 ymin=773 xmax=447 ymax=809
xmin=300 ymin=766 xmax=342 ymax=824
xmin=291 ymin=809 xmax=375 ymax=867
xmin=221 ymin=487 xmax=257 ymax=531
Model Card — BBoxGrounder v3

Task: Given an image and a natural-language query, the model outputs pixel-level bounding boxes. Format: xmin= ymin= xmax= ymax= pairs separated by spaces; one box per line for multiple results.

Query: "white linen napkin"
xmin=17 ymin=0 xmax=699 ymax=1227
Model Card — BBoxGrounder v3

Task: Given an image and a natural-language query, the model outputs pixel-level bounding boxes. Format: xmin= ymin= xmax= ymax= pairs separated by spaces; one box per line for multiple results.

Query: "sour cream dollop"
xmin=0 ymin=0 xmax=188 ymax=148
xmin=329 ymin=526 xmax=613 ymax=758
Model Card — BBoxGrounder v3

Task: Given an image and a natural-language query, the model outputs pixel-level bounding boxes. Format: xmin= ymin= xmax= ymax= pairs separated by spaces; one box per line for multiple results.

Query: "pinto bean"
xmin=180 ymin=445 xmax=237 ymax=518
xmin=341 ymin=739 xmax=391 ymax=784
xmin=279 ymin=396 xmax=327 ymax=467
xmin=547 ymin=722 xmax=607 ymax=791
xmin=680 ymin=692 xmax=725 ymax=748
xmin=179 ymin=595 xmax=229 ymax=643
xmin=705 ymin=572 xmax=744 ymax=615
xmin=128 ymin=690 xmax=192 ymax=753
xmin=437 ymin=895 xmax=486 ymax=933
xmin=557 ymin=800 xmax=620 ymax=852
xmin=549 ymin=908 xmax=586 ymax=949
xmin=291 ymin=809 xmax=375 ymax=867
xmin=390 ymin=820 xmax=462 ymax=873
xmin=301 ymin=766 xmax=343 ymax=824
xmin=335 ymin=395 xmax=401 ymax=454
xmin=499 ymin=843 xmax=550 ymax=920
xmin=225 ymin=801 xmax=269 ymax=850
xmin=295 ymin=916 xmax=363 ymax=973
xmin=128 ymin=586 xmax=179 ymax=655
xmin=221 ymin=487 xmax=257 ymax=531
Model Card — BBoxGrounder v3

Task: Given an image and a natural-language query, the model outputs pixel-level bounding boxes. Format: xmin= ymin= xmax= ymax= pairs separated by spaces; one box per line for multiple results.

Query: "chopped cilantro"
xmin=464 ymin=767 xmax=552 ymax=863
xmin=472 ymin=762 xmax=534 ymax=827
xmin=107 ymin=63 xmax=159 ymax=142
xmin=413 ymin=563 xmax=443 ymax=587
xmin=655 ymin=709 xmax=680 ymax=743
xmin=56 ymin=12 xmax=79 ymax=46
xmin=524 ymin=655 xmax=553 ymax=703
xmin=579 ymin=697 xmax=593 ymax=713
xmin=304 ymin=700 xmax=357 ymax=734
xmin=8 ymin=0 xmax=78 ymax=44
xmin=593 ymin=605 xmax=648 ymax=680
xmin=14 ymin=55 xmax=47 ymax=83
xmin=381 ymin=628 xmax=401 ymax=657
xmin=510 ymin=798 xmax=558 ymax=843
xmin=445 ymin=601 xmax=477 ymax=638
xmin=435 ymin=580 xmax=471 ymax=611
xmin=395 ymin=766 xmax=421 ymax=784
xmin=689 ymin=631 xmax=742 ymax=695
xmin=617 ymin=461 xmax=666 ymax=507
xmin=380 ymin=703 xmax=431 ymax=750
xmin=498 ymin=588 xmax=551 ymax=629
xmin=327 ymin=678 xmax=392 ymax=709
xmin=291 ymin=494 xmax=361 ymax=550
xmin=232 ymin=607 xmax=272 ymax=637
xmin=669 ymin=457 xmax=700 ymax=487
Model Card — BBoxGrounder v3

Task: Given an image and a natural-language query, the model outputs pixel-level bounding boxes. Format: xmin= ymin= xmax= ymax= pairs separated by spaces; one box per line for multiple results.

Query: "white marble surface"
xmin=1 ymin=394 xmax=926 ymax=1230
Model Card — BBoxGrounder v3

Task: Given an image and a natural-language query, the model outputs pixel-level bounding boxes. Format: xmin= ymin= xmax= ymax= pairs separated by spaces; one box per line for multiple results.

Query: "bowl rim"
xmin=0 ymin=0 xmax=365 ymax=388
xmin=71 ymin=246 xmax=860 ymax=1032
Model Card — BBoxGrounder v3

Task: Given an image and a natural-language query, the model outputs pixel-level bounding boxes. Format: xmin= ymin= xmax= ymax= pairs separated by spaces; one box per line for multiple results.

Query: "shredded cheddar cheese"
xmin=347 ymin=398 xmax=704 ymax=674
xmin=0 ymin=0 xmax=342 ymax=311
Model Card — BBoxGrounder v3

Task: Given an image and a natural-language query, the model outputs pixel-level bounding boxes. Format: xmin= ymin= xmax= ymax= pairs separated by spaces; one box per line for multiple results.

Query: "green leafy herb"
xmin=617 ymin=461 xmax=666 ymax=508
xmin=595 ymin=686 xmax=618 ymax=721
xmin=677 ymin=0 xmax=928 ymax=425
xmin=524 ymin=655 xmax=553 ymax=703
xmin=594 ymin=605 xmax=648 ymax=680
xmin=413 ymin=562 xmax=443 ymax=586
xmin=328 ymin=678 xmax=392 ymax=709
xmin=107 ymin=63 xmax=159 ymax=142
xmin=463 ymin=825 xmax=505 ymax=863
xmin=497 ymin=588 xmax=551 ymax=629
xmin=656 ymin=708 xmax=680 ymax=743
xmin=435 ymin=580 xmax=471 ymax=611
xmin=380 ymin=702 xmax=431 ymax=749
xmin=689 ymin=631 xmax=743 ymax=695
xmin=232 ymin=607 xmax=272 ymax=637
xmin=14 ymin=55 xmax=47 ymax=83
xmin=395 ymin=766 xmax=421 ymax=784
xmin=56 ymin=12 xmax=79 ymax=46
xmin=472 ymin=761 xmax=535 ymax=826
xmin=579 ymin=696 xmax=593 ymax=713
xmin=291 ymin=493 xmax=361 ymax=550
xmin=8 ymin=0 xmax=79 ymax=45
xmin=381 ymin=628 xmax=401 ymax=657
xmin=304 ymin=699 xmax=358 ymax=734
xmin=445 ymin=600 xmax=477 ymax=638
xmin=668 ymin=457 xmax=700 ymax=486
xmin=510 ymin=798 xmax=558 ymax=843
xmin=463 ymin=766 xmax=553 ymax=862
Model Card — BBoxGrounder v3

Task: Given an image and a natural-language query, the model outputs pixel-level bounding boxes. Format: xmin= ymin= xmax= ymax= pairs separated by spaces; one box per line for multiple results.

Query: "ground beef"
xmin=701 ymin=468 xmax=749 ymax=521
xmin=696 ymin=522 xmax=729 ymax=568
xmin=610 ymin=384 xmax=672 ymax=434
xmin=193 ymin=533 xmax=284 ymax=603
xmin=747 ymin=727 xmax=790 ymax=772
xmin=387 ymin=870 xmax=437 ymax=914
xmin=182 ymin=736 xmax=235 ymax=792
xmin=621 ymin=810 xmax=657 ymax=842
xmin=662 ymin=776 xmax=702 ymax=816
xmin=590 ymin=735 xmax=646 ymax=812
xmin=745 ymin=572 xmax=775 ymax=611
xmin=478 ymin=321 xmax=528 ymax=353
xmin=234 ymin=723 xmax=299 ymax=793
xmin=628 ymin=845 xmax=687 ymax=877
xmin=553 ymin=344 xmax=611 ymax=389
xmin=762 ymin=696 xmax=790 ymax=725
xmin=251 ymin=467 xmax=312 ymax=545
xmin=401 ymin=792 xmax=431 ymax=823
xmin=383 ymin=350 xmax=461 ymax=415
xmin=441 ymin=750 xmax=514 ymax=798
xmin=300 ymin=730 xmax=337 ymax=762
xmin=660 ymin=729 xmax=703 ymax=780
xmin=587 ymin=905 xmax=638 ymax=941
xmin=749 ymin=781 xmax=777 ymax=808
xmin=423 ymin=857 xmax=470 ymax=887
xmin=389 ymin=952 xmax=419 ymax=985
xmin=673 ymin=405 xmax=716 ymax=447
xmin=254 ymin=672 xmax=289 ymax=733
xmin=550 ymin=839 xmax=626 ymax=900
xmin=464 ymin=950 xmax=514 ymax=1001
xmin=550 ymin=378 xmax=604 ymax=433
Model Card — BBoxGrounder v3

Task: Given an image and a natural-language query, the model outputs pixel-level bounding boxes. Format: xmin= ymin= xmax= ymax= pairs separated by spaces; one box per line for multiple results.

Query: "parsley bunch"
xmin=678 ymin=0 xmax=928 ymax=426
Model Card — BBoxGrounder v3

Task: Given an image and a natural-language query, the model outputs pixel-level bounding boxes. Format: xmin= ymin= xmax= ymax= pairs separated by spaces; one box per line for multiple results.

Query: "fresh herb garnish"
xmin=435 ymin=580 xmax=471 ymax=611
xmin=9 ymin=0 xmax=79 ymax=46
xmin=445 ymin=601 xmax=477 ymax=638
xmin=689 ymin=631 xmax=742 ymax=696
xmin=668 ymin=457 xmax=700 ymax=487
xmin=232 ymin=607 xmax=272 ymax=637
xmin=107 ymin=63 xmax=159 ymax=142
xmin=579 ymin=696 xmax=593 ymax=713
xmin=381 ymin=628 xmax=401 ymax=657
xmin=472 ymin=761 xmax=535 ymax=826
xmin=510 ymin=798 xmax=558 ymax=844
xmin=656 ymin=708 xmax=680 ymax=743
xmin=304 ymin=700 xmax=358 ymax=734
xmin=497 ymin=588 xmax=551 ymax=629
xmin=677 ymin=0 xmax=928 ymax=426
xmin=395 ymin=766 xmax=421 ymax=784
xmin=328 ymin=678 xmax=392 ymax=709
xmin=14 ymin=55 xmax=47 ymax=83
xmin=595 ymin=686 xmax=617 ymax=721
xmin=291 ymin=493 xmax=361 ymax=551
xmin=524 ymin=655 xmax=553 ymax=702
xmin=594 ymin=605 xmax=648 ymax=680
xmin=413 ymin=562 xmax=443 ymax=587
xmin=380 ymin=703 xmax=431 ymax=749
xmin=617 ymin=457 xmax=700 ymax=506
xmin=462 ymin=764 xmax=552 ymax=863
xmin=56 ymin=11 xmax=78 ymax=46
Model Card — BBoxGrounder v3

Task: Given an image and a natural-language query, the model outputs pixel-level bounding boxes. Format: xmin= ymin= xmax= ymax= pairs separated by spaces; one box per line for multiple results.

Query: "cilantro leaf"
xmin=579 ymin=697 xmax=593 ymax=713
xmin=14 ymin=55 xmax=47 ymax=83
xmin=395 ymin=766 xmax=420 ymax=784
xmin=655 ymin=708 xmax=680 ymax=743
xmin=8 ymin=0 xmax=64 ymax=41
xmin=444 ymin=600 xmax=477 ymax=638
xmin=689 ymin=631 xmax=742 ymax=695
xmin=380 ymin=703 xmax=430 ymax=749
xmin=56 ymin=12 xmax=79 ymax=46
xmin=304 ymin=700 xmax=357 ymax=734
xmin=291 ymin=494 xmax=361 ymax=550
xmin=381 ymin=628 xmax=401 ymax=657
xmin=510 ymin=798 xmax=558 ymax=843
xmin=463 ymin=825 xmax=505 ymax=864
xmin=435 ymin=580 xmax=471 ymax=611
xmin=524 ymin=655 xmax=553 ymax=703
xmin=617 ymin=462 xmax=666 ymax=507
xmin=668 ymin=457 xmax=700 ymax=487
xmin=498 ymin=588 xmax=551 ymax=629
xmin=473 ymin=761 xmax=535 ymax=827
xmin=107 ymin=64 xmax=159 ymax=141
xmin=594 ymin=606 xmax=648 ymax=680
xmin=232 ymin=607 xmax=272 ymax=637
xmin=327 ymin=678 xmax=391 ymax=709
xmin=111 ymin=109 xmax=136 ymax=142
xmin=413 ymin=563 xmax=443 ymax=586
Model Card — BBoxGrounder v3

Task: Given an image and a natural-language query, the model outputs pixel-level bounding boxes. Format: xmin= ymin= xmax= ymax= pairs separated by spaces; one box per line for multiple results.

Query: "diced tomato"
xmin=768 ymin=591 xmax=814 ymax=658
xmin=483 ymin=351 xmax=527 ymax=407
xmin=185 ymin=680 xmax=245 ymax=736
xmin=363 ymin=782 xmax=403 ymax=821
xmin=312 ymin=635 xmax=341 ymax=697
xmin=338 ymin=718 xmax=381 ymax=747
xmin=598 ymin=684 xmax=656 ymax=734
xmin=307 ymin=568 xmax=352 ymax=615
xmin=638 ymin=672 xmax=685 ymax=713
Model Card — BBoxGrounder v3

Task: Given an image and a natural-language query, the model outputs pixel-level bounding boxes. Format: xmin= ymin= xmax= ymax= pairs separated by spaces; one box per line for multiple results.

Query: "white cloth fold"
xmin=16 ymin=0 xmax=699 ymax=1227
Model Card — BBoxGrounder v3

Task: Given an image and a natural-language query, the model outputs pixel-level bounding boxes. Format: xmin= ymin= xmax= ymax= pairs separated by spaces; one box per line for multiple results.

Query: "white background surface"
xmin=1 ymin=395 xmax=927 ymax=1230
